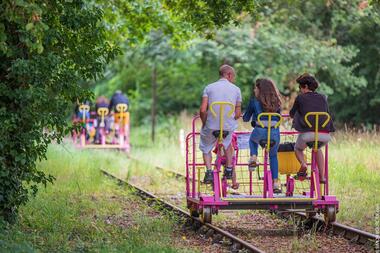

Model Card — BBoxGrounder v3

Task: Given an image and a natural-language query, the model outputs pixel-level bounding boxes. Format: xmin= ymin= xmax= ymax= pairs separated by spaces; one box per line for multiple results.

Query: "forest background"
xmin=94 ymin=0 xmax=380 ymax=129
xmin=1 ymin=0 xmax=379 ymax=223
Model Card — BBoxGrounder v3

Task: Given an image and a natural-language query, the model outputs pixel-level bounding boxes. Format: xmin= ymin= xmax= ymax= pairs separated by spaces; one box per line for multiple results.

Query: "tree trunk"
xmin=151 ymin=65 xmax=157 ymax=142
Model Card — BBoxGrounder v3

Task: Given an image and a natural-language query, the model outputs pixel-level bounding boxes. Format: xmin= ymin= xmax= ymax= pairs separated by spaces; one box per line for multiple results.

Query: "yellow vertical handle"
xmin=209 ymin=102 xmax=235 ymax=143
xmin=97 ymin=108 xmax=109 ymax=127
xmin=257 ymin=113 xmax=282 ymax=151
xmin=304 ymin=112 xmax=331 ymax=151
xmin=79 ymin=104 xmax=90 ymax=122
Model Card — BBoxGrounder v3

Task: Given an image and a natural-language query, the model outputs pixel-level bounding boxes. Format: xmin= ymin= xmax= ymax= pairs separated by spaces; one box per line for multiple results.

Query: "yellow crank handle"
xmin=116 ymin=103 xmax=128 ymax=112
xmin=305 ymin=112 xmax=330 ymax=128
xmin=209 ymin=102 xmax=235 ymax=118
xmin=257 ymin=112 xmax=283 ymax=128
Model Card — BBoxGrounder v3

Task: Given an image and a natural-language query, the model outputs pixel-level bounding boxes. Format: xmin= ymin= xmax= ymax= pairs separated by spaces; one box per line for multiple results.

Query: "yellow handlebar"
xmin=210 ymin=102 xmax=235 ymax=118
xmin=116 ymin=103 xmax=128 ymax=112
xmin=79 ymin=104 xmax=90 ymax=112
xmin=305 ymin=112 xmax=330 ymax=128
xmin=257 ymin=113 xmax=283 ymax=152
xmin=257 ymin=113 xmax=282 ymax=129
xmin=79 ymin=104 xmax=90 ymax=122
xmin=97 ymin=108 xmax=109 ymax=127
xmin=304 ymin=112 xmax=331 ymax=151
xmin=209 ymin=102 xmax=235 ymax=142
xmin=97 ymin=107 xmax=109 ymax=116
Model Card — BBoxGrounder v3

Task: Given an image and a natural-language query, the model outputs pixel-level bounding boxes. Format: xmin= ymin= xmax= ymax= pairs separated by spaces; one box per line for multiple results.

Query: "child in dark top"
xmin=290 ymin=73 xmax=335 ymax=182
xmin=243 ymin=78 xmax=282 ymax=193
xmin=109 ymin=90 xmax=129 ymax=112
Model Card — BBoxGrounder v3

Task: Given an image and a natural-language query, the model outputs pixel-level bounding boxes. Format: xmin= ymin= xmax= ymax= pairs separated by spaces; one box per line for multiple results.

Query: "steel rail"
xmin=101 ymin=169 xmax=265 ymax=253
xmin=130 ymin=159 xmax=380 ymax=248
xmin=293 ymin=212 xmax=379 ymax=245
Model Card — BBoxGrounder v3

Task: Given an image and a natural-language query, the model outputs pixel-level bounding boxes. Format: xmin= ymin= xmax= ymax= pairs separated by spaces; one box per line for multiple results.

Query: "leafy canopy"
xmin=0 ymin=0 xmax=259 ymax=221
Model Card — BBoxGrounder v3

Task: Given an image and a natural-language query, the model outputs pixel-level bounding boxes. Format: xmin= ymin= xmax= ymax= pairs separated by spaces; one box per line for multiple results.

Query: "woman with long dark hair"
xmin=243 ymin=78 xmax=282 ymax=193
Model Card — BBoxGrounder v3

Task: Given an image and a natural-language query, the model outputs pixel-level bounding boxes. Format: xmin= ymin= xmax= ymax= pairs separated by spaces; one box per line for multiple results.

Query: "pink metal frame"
xmin=185 ymin=116 xmax=339 ymax=213
xmin=72 ymin=112 xmax=130 ymax=152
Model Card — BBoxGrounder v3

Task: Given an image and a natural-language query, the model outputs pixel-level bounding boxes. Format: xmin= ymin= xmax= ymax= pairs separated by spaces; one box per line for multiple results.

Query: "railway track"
xmin=101 ymin=169 xmax=265 ymax=253
xmin=129 ymin=158 xmax=380 ymax=251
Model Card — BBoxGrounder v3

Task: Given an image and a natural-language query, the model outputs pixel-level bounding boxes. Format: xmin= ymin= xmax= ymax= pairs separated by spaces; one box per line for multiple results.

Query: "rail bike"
xmin=72 ymin=104 xmax=95 ymax=147
xmin=185 ymin=102 xmax=339 ymax=224
xmin=72 ymin=103 xmax=130 ymax=153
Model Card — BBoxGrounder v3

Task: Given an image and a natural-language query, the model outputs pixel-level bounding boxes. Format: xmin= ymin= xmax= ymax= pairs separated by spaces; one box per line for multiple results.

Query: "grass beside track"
xmin=131 ymin=120 xmax=380 ymax=233
xmin=0 ymin=144 xmax=196 ymax=253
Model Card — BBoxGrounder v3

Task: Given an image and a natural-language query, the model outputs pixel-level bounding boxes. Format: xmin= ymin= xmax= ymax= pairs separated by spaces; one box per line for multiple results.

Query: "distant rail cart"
xmin=186 ymin=102 xmax=338 ymax=224
xmin=72 ymin=103 xmax=130 ymax=153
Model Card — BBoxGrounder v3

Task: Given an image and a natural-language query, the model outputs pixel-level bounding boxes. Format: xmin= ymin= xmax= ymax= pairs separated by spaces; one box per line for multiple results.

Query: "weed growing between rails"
xmin=0 ymin=144 xmax=199 ymax=252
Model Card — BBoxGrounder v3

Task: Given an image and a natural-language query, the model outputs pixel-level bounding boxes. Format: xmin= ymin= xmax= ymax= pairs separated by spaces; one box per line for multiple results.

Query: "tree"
xmin=0 ymin=0 xmax=259 ymax=221
xmin=0 ymin=0 xmax=118 ymax=222
xmin=94 ymin=21 xmax=365 ymax=123
xmin=255 ymin=0 xmax=380 ymax=125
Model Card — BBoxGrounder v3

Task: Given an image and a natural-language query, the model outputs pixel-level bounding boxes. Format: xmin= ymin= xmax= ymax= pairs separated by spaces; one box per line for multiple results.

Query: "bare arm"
xmin=200 ymin=96 xmax=208 ymax=127
xmin=234 ymin=101 xmax=241 ymax=120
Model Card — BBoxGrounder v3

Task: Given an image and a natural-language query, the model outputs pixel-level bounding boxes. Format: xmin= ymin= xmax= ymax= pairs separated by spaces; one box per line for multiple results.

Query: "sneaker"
xmin=273 ymin=182 xmax=282 ymax=194
xmin=203 ymin=170 xmax=213 ymax=184
xmin=248 ymin=159 xmax=258 ymax=172
xmin=223 ymin=167 xmax=233 ymax=180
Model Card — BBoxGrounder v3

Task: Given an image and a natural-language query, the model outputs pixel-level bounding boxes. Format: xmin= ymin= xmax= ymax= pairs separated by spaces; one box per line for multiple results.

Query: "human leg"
xmin=203 ymin=152 xmax=212 ymax=171
xmin=199 ymin=126 xmax=217 ymax=184
xmin=315 ymin=134 xmax=331 ymax=183
xmin=294 ymin=134 xmax=308 ymax=178
xmin=269 ymin=130 xmax=281 ymax=193
xmin=222 ymin=135 xmax=234 ymax=180
xmin=248 ymin=130 xmax=259 ymax=171
xmin=225 ymin=143 xmax=233 ymax=168
xmin=223 ymin=146 xmax=233 ymax=180
xmin=316 ymin=149 xmax=325 ymax=183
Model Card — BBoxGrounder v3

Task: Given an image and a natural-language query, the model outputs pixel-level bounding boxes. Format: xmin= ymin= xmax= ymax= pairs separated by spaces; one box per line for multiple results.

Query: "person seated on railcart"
xmin=73 ymin=100 xmax=92 ymax=140
xmin=94 ymin=96 xmax=110 ymax=144
xmin=242 ymin=78 xmax=282 ymax=193
xmin=290 ymin=73 xmax=335 ymax=183
xmin=109 ymin=90 xmax=129 ymax=112
xmin=74 ymin=100 xmax=91 ymax=122
xmin=199 ymin=64 xmax=242 ymax=187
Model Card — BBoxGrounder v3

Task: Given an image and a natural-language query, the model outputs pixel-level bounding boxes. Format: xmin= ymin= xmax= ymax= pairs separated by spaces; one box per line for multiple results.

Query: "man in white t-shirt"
xmin=199 ymin=65 xmax=242 ymax=185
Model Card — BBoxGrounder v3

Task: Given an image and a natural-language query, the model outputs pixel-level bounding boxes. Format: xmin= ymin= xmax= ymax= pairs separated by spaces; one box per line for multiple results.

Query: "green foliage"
xmin=0 ymin=0 xmax=261 ymax=222
xmin=163 ymin=0 xmax=256 ymax=31
xmin=256 ymin=0 xmax=380 ymax=124
xmin=96 ymin=22 xmax=364 ymax=122
xmin=97 ymin=0 xmax=256 ymax=47
xmin=0 ymin=0 xmax=117 ymax=221
xmin=0 ymin=145 xmax=190 ymax=252
xmin=96 ymin=0 xmax=379 ymax=126
xmin=206 ymin=23 xmax=365 ymax=99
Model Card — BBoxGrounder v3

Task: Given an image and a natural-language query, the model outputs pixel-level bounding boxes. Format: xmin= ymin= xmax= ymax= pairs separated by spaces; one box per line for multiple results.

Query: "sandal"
xmin=294 ymin=163 xmax=308 ymax=181
xmin=248 ymin=159 xmax=258 ymax=172
xmin=294 ymin=171 xmax=307 ymax=181
xmin=231 ymin=183 xmax=240 ymax=190
xmin=273 ymin=181 xmax=282 ymax=194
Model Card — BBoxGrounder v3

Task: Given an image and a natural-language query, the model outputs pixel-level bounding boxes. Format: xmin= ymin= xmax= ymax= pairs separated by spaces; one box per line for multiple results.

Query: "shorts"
xmin=295 ymin=132 xmax=331 ymax=150
xmin=199 ymin=126 xmax=233 ymax=154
